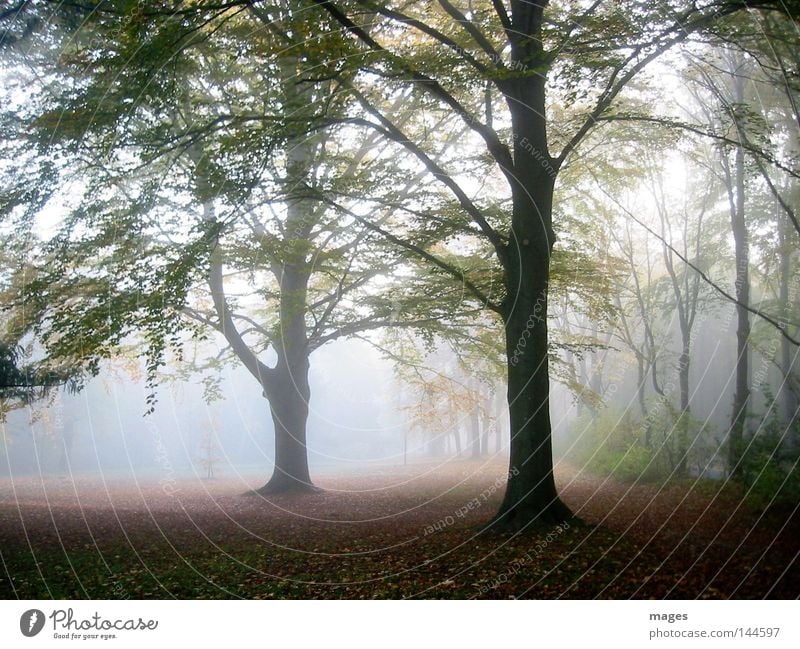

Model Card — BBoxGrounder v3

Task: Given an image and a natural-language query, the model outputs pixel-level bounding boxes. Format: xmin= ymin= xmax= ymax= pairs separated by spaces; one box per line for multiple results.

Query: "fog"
xmin=2 ymin=297 xmax=783 ymax=485
xmin=2 ymin=338 xmax=411 ymax=479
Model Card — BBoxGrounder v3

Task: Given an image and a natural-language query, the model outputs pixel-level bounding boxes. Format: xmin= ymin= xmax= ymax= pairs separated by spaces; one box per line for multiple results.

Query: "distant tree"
xmin=648 ymin=153 xmax=718 ymax=474
xmin=196 ymin=420 xmax=224 ymax=480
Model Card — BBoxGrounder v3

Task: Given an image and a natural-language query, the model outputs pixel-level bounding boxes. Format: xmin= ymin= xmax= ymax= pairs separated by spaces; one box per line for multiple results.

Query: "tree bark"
xmin=728 ymin=67 xmax=750 ymax=478
xmin=779 ymin=174 xmax=799 ymax=426
xmin=496 ymin=269 xmax=571 ymax=527
xmin=491 ymin=32 xmax=572 ymax=526
xmin=245 ymin=259 xmax=317 ymax=494
xmin=209 ymin=245 xmax=316 ymax=494
xmin=258 ymin=356 xmax=313 ymax=492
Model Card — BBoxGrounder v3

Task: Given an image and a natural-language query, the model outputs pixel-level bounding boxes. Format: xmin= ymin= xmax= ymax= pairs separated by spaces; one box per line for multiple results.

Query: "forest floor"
xmin=0 ymin=459 xmax=797 ymax=599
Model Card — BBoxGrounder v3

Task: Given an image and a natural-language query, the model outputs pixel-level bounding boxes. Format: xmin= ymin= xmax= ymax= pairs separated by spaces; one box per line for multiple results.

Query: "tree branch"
xmin=330 ymin=93 xmax=508 ymax=266
xmin=310 ymin=0 xmax=515 ymax=179
xmin=207 ymin=229 xmax=275 ymax=387
xmin=435 ymin=0 xmax=503 ymax=62
xmin=598 ymin=183 xmax=800 ymax=346
xmin=316 ymin=193 xmax=502 ymax=314
xmin=556 ymin=2 xmax=756 ymax=166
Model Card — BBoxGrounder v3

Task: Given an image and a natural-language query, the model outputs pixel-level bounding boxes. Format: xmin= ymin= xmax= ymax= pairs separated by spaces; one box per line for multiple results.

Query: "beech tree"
xmin=0 ymin=3 xmax=465 ymax=493
xmin=294 ymin=0 xmax=793 ymax=526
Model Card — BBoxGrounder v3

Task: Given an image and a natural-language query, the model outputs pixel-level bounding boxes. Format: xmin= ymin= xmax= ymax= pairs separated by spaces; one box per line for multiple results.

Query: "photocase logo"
xmin=20 ymin=609 xmax=45 ymax=637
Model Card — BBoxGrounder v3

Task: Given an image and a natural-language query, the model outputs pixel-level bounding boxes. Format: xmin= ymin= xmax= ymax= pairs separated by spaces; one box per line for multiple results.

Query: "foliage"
xmin=0 ymin=340 xmax=77 ymax=409
xmin=0 ymin=1 xmax=474 ymax=416
xmin=563 ymin=401 xmax=718 ymax=483
xmin=738 ymin=399 xmax=800 ymax=509
xmin=563 ymin=409 xmax=665 ymax=482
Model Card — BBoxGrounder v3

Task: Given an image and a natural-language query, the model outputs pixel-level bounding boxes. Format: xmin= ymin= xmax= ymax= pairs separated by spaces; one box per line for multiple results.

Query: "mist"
xmin=1 ymin=338 xmax=416 ymax=480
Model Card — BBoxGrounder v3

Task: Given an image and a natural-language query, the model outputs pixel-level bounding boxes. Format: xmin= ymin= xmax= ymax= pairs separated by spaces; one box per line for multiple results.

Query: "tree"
xmin=0 ymin=3 xmax=462 ymax=493
xmin=649 ymin=154 xmax=717 ymax=474
xmin=196 ymin=418 xmax=224 ymax=480
xmin=685 ymin=49 xmax=770 ymax=475
xmin=759 ymin=19 xmax=800 ymax=430
xmin=300 ymin=0 xmax=796 ymax=528
xmin=723 ymin=14 xmax=800 ymax=434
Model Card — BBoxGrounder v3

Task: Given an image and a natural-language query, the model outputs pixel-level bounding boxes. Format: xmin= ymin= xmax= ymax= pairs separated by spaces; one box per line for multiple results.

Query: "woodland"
xmin=0 ymin=0 xmax=798 ymax=599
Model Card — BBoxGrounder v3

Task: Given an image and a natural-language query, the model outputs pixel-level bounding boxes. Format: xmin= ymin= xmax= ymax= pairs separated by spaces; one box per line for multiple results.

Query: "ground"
xmin=0 ymin=460 xmax=797 ymax=599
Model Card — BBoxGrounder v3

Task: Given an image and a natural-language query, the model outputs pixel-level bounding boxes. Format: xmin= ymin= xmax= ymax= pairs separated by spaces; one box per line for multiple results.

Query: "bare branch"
xmin=597 ymin=183 xmax=800 ymax=346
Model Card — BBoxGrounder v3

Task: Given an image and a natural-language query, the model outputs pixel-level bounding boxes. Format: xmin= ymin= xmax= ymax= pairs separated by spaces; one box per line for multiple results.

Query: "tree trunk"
xmin=428 ymin=431 xmax=445 ymax=457
xmin=491 ymin=54 xmax=572 ymax=528
xmin=204 ymin=42 xmax=319 ymax=495
xmin=58 ymin=427 xmax=74 ymax=475
xmin=255 ymin=254 xmax=315 ymax=492
xmin=211 ymin=251 xmax=316 ymax=494
xmin=495 ymin=287 xmax=571 ymax=527
xmin=255 ymin=360 xmax=315 ymax=494
xmin=779 ymin=202 xmax=798 ymax=426
xmin=253 ymin=47 xmax=320 ymax=492
xmin=258 ymin=357 xmax=313 ymax=492
xmin=728 ymin=68 xmax=750 ymax=478
xmin=676 ymin=345 xmax=691 ymax=474
xmin=662 ymin=241 xmax=693 ymax=476
xmin=452 ymin=426 xmax=462 ymax=457
xmin=481 ymin=390 xmax=492 ymax=455
xmin=636 ymin=356 xmax=648 ymax=416
xmin=470 ymin=392 xmax=481 ymax=459
xmin=578 ymin=354 xmax=591 ymax=417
